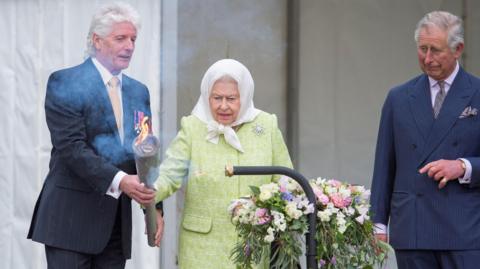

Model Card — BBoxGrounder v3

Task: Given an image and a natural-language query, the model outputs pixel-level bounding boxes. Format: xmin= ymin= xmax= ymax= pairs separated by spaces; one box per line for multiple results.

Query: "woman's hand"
xmin=153 ymin=208 xmax=164 ymax=247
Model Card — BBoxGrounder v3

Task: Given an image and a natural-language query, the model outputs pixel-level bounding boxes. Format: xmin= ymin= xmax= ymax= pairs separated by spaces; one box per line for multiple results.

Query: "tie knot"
xmin=108 ymin=76 xmax=120 ymax=88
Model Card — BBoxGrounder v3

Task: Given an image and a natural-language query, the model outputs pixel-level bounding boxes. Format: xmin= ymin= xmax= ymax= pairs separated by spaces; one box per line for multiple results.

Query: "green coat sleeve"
xmin=154 ymin=117 xmax=191 ymax=202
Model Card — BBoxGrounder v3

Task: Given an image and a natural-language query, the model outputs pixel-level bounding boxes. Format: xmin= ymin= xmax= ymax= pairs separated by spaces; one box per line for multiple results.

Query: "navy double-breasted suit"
xmin=371 ymin=67 xmax=480 ymax=250
xmin=28 ymin=58 xmax=151 ymax=258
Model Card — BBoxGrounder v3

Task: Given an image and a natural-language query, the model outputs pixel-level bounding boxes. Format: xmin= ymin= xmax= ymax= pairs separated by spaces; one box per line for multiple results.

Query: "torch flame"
xmin=135 ymin=116 xmax=150 ymax=145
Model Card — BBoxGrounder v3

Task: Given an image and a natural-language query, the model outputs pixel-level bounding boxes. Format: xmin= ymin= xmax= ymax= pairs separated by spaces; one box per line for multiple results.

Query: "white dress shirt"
xmin=92 ymin=57 xmax=127 ymax=199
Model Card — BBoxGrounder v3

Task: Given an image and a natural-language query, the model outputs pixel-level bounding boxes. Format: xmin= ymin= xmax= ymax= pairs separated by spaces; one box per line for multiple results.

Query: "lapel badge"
xmin=459 ymin=106 xmax=478 ymax=119
xmin=252 ymin=123 xmax=265 ymax=136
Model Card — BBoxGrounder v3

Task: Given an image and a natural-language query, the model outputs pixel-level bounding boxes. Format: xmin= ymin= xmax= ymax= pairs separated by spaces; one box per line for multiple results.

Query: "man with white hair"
xmin=28 ymin=2 xmax=163 ymax=268
xmin=371 ymin=10 xmax=480 ymax=268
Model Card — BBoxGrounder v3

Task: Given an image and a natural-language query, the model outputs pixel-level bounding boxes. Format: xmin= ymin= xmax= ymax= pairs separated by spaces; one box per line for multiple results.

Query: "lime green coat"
xmin=155 ymin=111 xmax=292 ymax=269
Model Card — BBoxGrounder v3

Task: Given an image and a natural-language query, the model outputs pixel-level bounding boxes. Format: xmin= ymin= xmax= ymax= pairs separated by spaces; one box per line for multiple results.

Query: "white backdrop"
xmin=0 ymin=0 xmax=164 ymax=268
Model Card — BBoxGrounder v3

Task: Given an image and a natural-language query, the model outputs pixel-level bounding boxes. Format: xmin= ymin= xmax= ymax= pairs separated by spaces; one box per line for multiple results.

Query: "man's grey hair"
xmin=414 ymin=11 xmax=464 ymax=52
xmin=85 ymin=2 xmax=141 ymax=58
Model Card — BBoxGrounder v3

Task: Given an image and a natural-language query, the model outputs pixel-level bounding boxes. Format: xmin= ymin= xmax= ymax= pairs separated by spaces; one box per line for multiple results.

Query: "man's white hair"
xmin=414 ymin=11 xmax=463 ymax=52
xmin=85 ymin=2 xmax=141 ymax=58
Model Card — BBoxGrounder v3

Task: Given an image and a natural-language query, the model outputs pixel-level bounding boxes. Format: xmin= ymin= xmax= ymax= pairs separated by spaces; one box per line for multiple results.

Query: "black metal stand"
xmin=225 ymin=165 xmax=318 ymax=269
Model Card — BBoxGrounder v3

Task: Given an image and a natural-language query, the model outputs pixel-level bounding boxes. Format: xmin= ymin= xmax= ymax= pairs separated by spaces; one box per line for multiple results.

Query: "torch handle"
xmin=145 ymin=202 xmax=157 ymax=247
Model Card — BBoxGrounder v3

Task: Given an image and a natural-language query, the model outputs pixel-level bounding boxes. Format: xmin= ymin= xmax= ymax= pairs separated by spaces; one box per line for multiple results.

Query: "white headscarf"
xmin=191 ymin=59 xmax=260 ymax=152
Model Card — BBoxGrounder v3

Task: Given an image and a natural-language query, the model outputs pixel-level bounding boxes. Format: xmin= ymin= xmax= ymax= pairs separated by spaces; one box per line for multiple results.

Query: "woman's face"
xmin=209 ymin=80 xmax=241 ymax=125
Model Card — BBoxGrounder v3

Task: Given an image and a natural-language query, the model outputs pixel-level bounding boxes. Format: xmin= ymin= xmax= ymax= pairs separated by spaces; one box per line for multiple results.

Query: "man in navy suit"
xmin=371 ymin=11 xmax=480 ymax=268
xmin=28 ymin=3 xmax=163 ymax=268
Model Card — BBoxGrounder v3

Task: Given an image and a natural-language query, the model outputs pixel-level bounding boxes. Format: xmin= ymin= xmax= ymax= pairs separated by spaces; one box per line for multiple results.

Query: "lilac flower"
xmin=331 ymin=256 xmax=337 ymax=265
xmin=343 ymin=196 xmax=352 ymax=207
xmin=281 ymin=191 xmax=294 ymax=201
xmin=244 ymin=243 xmax=251 ymax=257
xmin=319 ymin=259 xmax=326 ymax=268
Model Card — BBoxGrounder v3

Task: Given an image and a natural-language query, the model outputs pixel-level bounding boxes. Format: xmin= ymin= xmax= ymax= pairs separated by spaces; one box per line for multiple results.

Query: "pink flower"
xmin=327 ymin=179 xmax=342 ymax=188
xmin=255 ymin=208 xmax=271 ymax=225
xmin=313 ymin=186 xmax=330 ymax=205
xmin=349 ymin=185 xmax=357 ymax=193
xmin=316 ymin=193 xmax=330 ymax=205
xmin=331 ymin=194 xmax=347 ymax=208
xmin=343 ymin=196 xmax=352 ymax=207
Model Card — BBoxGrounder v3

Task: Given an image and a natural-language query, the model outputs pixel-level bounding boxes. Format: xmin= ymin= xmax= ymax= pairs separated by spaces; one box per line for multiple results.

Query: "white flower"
xmin=336 ymin=212 xmax=347 ymax=234
xmin=336 ymin=212 xmax=346 ymax=226
xmin=356 ymin=205 xmax=369 ymax=215
xmin=354 ymin=185 xmax=366 ymax=194
xmin=271 ymin=211 xmax=287 ymax=231
xmin=286 ymin=202 xmax=303 ymax=219
xmin=325 ymin=186 xmax=336 ymax=195
xmin=264 ymin=227 xmax=275 ymax=243
xmin=361 ymin=189 xmax=371 ymax=201
xmin=338 ymin=187 xmax=351 ymax=198
xmin=326 ymin=203 xmax=339 ymax=214
xmin=298 ymin=197 xmax=310 ymax=209
xmin=259 ymin=192 xmax=272 ymax=201
xmin=227 ymin=200 xmax=240 ymax=214
xmin=259 ymin=183 xmax=279 ymax=201
xmin=344 ymin=206 xmax=355 ymax=216
xmin=355 ymin=214 xmax=369 ymax=224
xmin=228 ymin=199 xmax=257 ymax=224
xmin=304 ymin=203 xmax=315 ymax=214
xmin=315 ymin=177 xmax=327 ymax=185
xmin=355 ymin=205 xmax=370 ymax=224
xmin=287 ymin=181 xmax=300 ymax=192
xmin=317 ymin=210 xmax=331 ymax=222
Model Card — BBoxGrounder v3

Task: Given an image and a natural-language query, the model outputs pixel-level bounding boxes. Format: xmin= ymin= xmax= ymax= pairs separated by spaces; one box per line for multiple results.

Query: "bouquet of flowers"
xmin=228 ymin=177 xmax=314 ymax=268
xmin=228 ymin=177 xmax=389 ymax=269
xmin=311 ymin=178 xmax=389 ymax=268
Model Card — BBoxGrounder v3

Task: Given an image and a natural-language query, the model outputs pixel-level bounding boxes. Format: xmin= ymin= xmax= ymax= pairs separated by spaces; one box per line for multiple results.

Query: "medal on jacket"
xmin=134 ymin=110 xmax=145 ymax=134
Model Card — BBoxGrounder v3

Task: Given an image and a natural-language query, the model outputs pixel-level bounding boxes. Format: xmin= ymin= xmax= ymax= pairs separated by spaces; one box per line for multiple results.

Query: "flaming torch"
xmin=132 ymin=116 xmax=160 ymax=247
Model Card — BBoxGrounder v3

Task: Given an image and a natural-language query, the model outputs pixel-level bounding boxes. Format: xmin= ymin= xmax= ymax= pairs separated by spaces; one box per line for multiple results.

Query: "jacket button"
xmin=412 ymin=144 xmax=417 ymax=149
xmin=416 ymin=193 xmax=423 ymax=197
xmin=453 ymin=142 xmax=458 ymax=147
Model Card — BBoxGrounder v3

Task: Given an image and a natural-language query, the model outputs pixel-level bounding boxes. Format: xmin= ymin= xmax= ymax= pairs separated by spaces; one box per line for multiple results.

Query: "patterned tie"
xmin=433 ymin=81 xmax=445 ymax=119
xmin=107 ymin=77 xmax=122 ymax=130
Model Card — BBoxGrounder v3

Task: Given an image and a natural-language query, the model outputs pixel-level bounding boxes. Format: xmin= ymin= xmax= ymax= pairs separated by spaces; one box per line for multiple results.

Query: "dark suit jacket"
xmin=28 ymin=58 xmax=152 ymax=258
xmin=371 ymin=67 xmax=480 ymax=250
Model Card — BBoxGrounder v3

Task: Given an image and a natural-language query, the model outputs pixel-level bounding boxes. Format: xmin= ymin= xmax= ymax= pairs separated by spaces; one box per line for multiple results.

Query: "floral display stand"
xmin=226 ymin=165 xmax=318 ymax=268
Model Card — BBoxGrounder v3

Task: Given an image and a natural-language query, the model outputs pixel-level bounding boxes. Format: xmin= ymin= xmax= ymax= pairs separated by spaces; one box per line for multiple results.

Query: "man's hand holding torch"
xmin=132 ymin=116 xmax=163 ymax=247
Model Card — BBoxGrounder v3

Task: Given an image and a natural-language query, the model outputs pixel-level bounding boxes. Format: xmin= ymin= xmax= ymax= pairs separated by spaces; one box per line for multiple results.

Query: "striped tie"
xmin=433 ymin=81 xmax=445 ymax=119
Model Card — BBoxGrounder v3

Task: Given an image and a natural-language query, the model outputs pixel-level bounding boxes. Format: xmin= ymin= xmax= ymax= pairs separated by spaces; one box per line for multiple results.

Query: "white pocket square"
xmin=459 ymin=106 xmax=478 ymax=118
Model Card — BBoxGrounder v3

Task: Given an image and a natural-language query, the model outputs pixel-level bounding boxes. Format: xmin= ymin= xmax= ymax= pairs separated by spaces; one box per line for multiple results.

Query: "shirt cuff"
xmin=106 ymin=171 xmax=127 ymax=199
xmin=458 ymin=158 xmax=472 ymax=184
xmin=374 ymin=223 xmax=387 ymax=234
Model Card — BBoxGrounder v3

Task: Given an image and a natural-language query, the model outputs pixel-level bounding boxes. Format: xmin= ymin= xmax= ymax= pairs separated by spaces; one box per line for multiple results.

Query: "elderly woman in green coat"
xmin=154 ymin=59 xmax=292 ymax=268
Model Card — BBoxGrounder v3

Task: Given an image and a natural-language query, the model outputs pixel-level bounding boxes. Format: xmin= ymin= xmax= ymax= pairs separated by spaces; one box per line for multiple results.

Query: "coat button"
xmin=412 ymin=144 xmax=417 ymax=149
xmin=453 ymin=141 xmax=458 ymax=147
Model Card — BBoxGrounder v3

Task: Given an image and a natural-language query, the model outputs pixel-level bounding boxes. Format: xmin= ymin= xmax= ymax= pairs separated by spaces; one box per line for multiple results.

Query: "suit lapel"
xmin=418 ymin=68 xmax=474 ymax=164
xmin=408 ymin=75 xmax=434 ymax=142
xmin=122 ymin=77 xmax=135 ymax=150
